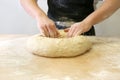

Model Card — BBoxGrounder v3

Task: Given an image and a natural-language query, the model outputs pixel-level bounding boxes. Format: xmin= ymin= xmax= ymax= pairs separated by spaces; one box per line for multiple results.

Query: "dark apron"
xmin=47 ymin=0 xmax=95 ymax=36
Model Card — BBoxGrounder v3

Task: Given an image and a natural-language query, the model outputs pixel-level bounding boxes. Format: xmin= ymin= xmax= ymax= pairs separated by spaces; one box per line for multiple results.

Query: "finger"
xmin=67 ymin=26 xmax=76 ymax=37
xmin=43 ymin=25 xmax=50 ymax=37
xmin=72 ymin=29 xmax=79 ymax=37
xmin=50 ymin=24 xmax=59 ymax=38
xmin=38 ymin=24 xmax=49 ymax=37
xmin=41 ymin=26 xmax=50 ymax=37
xmin=39 ymin=25 xmax=49 ymax=37
xmin=72 ymin=25 xmax=83 ymax=36
xmin=46 ymin=24 xmax=57 ymax=38
xmin=39 ymin=27 xmax=46 ymax=36
xmin=73 ymin=29 xmax=82 ymax=36
xmin=46 ymin=26 xmax=54 ymax=37
xmin=76 ymin=31 xmax=82 ymax=36
xmin=64 ymin=28 xmax=69 ymax=32
xmin=55 ymin=28 xmax=60 ymax=38
xmin=51 ymin=25 xmax=59 ymax=38
xmin=39 ymin=29 xmax=45 ymax=36
xmin=70 ymin=28 xmax=79 ymax=37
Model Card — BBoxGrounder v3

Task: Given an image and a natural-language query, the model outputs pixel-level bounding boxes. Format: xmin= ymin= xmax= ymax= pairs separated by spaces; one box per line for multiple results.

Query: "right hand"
xmin=36 ymin=16 xmax=59 ymax=38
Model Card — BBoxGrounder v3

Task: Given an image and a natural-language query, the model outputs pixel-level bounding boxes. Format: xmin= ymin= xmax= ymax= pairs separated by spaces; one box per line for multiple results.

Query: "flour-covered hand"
xmin=37 ymin=16 xmax=59 ymax=38
xmin=67 ymin=21 xmax=92 ymax=37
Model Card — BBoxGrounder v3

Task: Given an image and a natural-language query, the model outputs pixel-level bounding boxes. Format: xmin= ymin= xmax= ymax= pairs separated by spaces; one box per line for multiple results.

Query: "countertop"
xmin=0 ymin=34 xmax=120 ymax=80
xmin=0 ymin=34 xmax=29 ymax=41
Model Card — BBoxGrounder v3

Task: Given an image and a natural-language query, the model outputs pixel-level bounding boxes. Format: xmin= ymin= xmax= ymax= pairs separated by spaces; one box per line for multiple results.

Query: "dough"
xmin=26 ymin=31 xmax=92 ymax=57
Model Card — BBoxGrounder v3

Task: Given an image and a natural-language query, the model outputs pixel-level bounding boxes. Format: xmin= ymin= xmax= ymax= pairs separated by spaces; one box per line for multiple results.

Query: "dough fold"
xmin=27 ymin=31 xmax=92 ymax=57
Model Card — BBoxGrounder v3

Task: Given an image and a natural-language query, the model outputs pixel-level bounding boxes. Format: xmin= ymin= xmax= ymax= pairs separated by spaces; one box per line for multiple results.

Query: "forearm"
xmin=83 ymin=0 xmax=120 ymax=26
xmin=20 ymin=0 xmax=47 ymax=19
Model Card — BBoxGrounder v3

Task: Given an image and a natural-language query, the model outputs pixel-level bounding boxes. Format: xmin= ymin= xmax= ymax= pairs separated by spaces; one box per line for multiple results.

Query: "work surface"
xmin=0 ymin=35 xmax=120 ymax=80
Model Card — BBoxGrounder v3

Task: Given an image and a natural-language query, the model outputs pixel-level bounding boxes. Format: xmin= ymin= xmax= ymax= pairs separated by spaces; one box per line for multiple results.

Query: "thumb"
xmin=64 ymin=28 xmax=70 ymax=32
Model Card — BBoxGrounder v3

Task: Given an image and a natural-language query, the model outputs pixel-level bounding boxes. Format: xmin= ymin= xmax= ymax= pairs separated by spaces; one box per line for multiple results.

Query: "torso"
xmin=47 ymin=0 xmax=95 ymax=35
xmin=47 ymin=0 xmax=94 ymax=22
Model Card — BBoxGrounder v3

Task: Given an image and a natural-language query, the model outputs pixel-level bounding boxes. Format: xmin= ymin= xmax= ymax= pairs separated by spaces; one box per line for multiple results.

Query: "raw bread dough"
xmin=26 ymin=31 xmax=92 ymax=57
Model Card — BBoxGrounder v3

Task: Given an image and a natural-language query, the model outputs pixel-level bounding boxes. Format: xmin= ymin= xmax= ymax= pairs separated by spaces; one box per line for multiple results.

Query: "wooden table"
xmin=0 ymin=34 xmax=120 ymax=80
xmin=0 ymin=34 xmax=29 ymax=41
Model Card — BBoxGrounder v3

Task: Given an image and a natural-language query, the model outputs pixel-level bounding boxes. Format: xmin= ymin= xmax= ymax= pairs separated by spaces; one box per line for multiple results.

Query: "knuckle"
xmin=41 ymin=25 xmax=46 ymax=28
xmin=50 ymin=23 xmax=55 ymax=27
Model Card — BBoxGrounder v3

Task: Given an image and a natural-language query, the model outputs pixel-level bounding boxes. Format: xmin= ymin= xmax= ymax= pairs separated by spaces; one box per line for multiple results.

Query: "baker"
xmin=20 ymin=0 xmax=120 ymax=37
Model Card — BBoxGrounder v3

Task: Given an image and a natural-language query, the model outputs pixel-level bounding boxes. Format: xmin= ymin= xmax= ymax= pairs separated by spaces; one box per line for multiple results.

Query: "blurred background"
xmin=0 ymin=0 xmax=120 ymax=37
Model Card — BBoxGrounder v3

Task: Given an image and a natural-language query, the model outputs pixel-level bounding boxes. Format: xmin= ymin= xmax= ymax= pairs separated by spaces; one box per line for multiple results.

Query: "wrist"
xmin=80 ymin=20 xmax=93 ymax=32
xmin=82 ymin=19 xmax=93 ymax=27
xmin=81 ymin=20 xmax=93 ymax=29
xmin=35 ymin=11 xmax=47 ymax=20
xmin=35 ymin=13 xmax=48 ymax=21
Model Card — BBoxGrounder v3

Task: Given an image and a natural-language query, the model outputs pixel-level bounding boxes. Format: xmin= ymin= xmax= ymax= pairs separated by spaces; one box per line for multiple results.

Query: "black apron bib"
xmin=47 ymin=0 xmax=95 ymax=36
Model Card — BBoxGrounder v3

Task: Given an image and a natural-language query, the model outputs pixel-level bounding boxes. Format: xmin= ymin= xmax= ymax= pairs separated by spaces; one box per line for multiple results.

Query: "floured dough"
xmin=26 ymin=31 xmax=92 ymax=57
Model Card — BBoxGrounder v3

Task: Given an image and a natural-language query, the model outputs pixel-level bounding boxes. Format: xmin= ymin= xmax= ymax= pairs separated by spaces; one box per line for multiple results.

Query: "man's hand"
xmin=65 ymin=0 xmax=120 ymax=37
xmin=65 ymin=21 xmax=92 ymax=37
xmin=20 ymin=0 xmax=59 ymax=38
xmin=37 ymin=16 xmax=59 ymax=38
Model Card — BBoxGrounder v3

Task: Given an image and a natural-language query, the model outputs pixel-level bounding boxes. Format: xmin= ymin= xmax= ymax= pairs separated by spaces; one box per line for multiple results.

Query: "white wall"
xmin=0 ymin=0 xmax=46 ymax=34
xmin=0 ymin=0 xmax=120 ymax=37
xmin=95 ymin=1 xmax=120 ymax=37
xmin=95 ymin=10 xmax=120 ymax=37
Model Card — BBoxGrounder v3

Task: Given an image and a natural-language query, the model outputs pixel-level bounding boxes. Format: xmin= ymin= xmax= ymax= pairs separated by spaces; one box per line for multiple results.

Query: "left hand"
xmin=65 ymin=21 xmax=92 ymax=37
